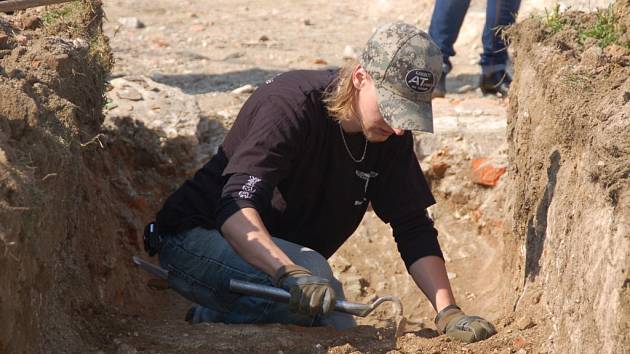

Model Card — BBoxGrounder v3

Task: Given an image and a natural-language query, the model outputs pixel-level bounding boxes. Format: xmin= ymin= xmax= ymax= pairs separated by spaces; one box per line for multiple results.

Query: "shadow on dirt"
xmin=152 ymin=68 xmax=284 ymax=94
xmin=525 ymin=150 xmax=561 ymax=280
xmin=412 ymin=328 xmax=439 ymax=338
xmin=445 ymin=73 xmax=481 ymax=93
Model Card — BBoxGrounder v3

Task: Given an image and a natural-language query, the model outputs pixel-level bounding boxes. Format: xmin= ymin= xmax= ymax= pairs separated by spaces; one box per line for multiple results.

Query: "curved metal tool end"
xmin=359 ymin=295 xmax=403 ymax=317
xmin=384 ymin=297 xmax=406 ymax=338
xmin=361 ymin=295 xmax=407 ymax=338
xmin=333 ymin=300 xmax=372 ymax=317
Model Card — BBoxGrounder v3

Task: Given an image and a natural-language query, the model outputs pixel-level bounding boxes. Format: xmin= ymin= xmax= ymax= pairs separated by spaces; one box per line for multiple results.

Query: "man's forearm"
xmin=220 ymin=207 xmax=294 ymax=277
xmin=409 ymin=255 xmax=457 ymax=313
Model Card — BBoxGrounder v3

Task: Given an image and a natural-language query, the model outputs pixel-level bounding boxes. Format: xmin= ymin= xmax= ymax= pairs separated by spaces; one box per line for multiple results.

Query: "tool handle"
xmin=130 ymin=258 xmax=383 ymax=318
xmin=229 ymin=279 xmax=372 ymax=317
xmin=133 ymin=255 xmax=169 ymax=279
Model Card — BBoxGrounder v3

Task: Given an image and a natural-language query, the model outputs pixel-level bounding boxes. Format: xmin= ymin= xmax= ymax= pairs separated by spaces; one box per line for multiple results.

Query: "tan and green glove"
xmin=435 ymin=304 xmax=497 ymax=343
xmin=274 ymin=264 xmax=336 ymax=316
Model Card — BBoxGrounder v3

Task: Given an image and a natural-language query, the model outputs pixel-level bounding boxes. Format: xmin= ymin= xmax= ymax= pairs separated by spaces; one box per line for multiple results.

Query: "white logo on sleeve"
xmin=238 ymin=176 xmax=262 ymax=199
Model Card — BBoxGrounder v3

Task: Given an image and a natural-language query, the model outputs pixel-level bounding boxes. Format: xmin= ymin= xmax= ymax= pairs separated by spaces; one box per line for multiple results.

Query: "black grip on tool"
xmin=143 ymin=222 xmax=162 ymax=256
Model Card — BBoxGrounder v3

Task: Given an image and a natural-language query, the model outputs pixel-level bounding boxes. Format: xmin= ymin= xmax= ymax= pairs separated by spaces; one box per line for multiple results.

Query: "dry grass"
xmin=42 ymin=0 xmax=113 ymax=73
xmin=540 ymin=4 xmax=629 ymax=48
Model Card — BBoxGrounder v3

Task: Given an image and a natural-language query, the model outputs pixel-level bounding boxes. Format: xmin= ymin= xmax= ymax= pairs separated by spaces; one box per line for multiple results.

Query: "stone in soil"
xmin=231 ymin=84 xmax=256 ymax=95
xmin=18 ymin=15 xmax=42 ymax=30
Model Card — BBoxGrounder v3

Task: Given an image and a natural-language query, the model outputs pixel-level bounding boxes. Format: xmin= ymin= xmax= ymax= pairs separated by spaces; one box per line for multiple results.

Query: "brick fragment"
xmin=471 ymin=157 xmax=506 ymax=187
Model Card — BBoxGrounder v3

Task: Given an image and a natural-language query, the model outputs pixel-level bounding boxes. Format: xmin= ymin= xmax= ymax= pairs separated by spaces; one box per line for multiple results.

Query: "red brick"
xmin=471 ymin=157 xmax=506 ymax=187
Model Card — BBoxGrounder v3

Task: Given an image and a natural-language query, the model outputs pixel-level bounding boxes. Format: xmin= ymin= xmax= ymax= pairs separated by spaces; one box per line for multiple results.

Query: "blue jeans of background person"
xmin=428 ymin=0 xmax=521 ymax=73
xmin=159 ymin=227 xmax=356 ymax=330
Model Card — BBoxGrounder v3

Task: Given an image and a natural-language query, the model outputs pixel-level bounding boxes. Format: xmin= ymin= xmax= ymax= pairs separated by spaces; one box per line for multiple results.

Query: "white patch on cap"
xmin=405 ymin=69 xmax=435 ymax=93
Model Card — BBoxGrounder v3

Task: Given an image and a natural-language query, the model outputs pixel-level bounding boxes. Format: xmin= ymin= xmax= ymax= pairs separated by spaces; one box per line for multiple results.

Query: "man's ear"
xmin=352 ymin=65 xmax=368 ymax=89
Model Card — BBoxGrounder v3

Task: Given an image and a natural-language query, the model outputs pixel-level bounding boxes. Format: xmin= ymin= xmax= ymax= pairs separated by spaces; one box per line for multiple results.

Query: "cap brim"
xmin=376 ymin=86 xmax=434 ymax=133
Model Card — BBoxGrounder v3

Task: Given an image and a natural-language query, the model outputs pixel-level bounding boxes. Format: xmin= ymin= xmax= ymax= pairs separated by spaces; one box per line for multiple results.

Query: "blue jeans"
xmin=158 ymin=227 xmax=356 ymax=330
xmin=428 ymin=0 xmax=521 ymax=73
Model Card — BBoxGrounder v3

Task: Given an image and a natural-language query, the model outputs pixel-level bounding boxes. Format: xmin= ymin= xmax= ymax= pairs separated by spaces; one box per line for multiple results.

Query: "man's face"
xmin=353 ymin=68 xmax=405 ymax=142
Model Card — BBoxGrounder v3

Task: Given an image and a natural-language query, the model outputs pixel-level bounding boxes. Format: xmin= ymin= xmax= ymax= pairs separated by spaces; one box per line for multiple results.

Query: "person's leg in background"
xmin=479 ymin=0 xmax=521 ymax=96
xmin=159 ymin=227 xmax=356 ymax=330
xmin=428 ymin=0 xmax=472 ymax=97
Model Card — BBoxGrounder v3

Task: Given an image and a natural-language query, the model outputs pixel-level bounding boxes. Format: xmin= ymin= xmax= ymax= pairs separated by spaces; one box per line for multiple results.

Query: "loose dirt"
xmin=0 ymin=0 xmax=627 ymax=353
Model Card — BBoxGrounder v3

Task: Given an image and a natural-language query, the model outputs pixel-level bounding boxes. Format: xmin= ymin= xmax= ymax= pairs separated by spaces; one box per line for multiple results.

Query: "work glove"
xmin=274 ymin=264 xmax=336 ymax=316
xmin=435 ymin=304 xmax=497 ymax=343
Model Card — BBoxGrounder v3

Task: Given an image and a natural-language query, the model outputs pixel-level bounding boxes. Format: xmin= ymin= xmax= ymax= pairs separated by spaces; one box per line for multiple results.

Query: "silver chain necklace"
xmin=339 ymin=123 xmax=367 ymax=163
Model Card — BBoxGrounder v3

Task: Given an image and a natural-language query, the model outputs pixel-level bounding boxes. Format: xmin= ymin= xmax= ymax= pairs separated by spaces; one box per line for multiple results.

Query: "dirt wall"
xmin=0 ymin=2 xmax=184 ymax=353
xmin=508 ymin=2 xmax=630 ymax=352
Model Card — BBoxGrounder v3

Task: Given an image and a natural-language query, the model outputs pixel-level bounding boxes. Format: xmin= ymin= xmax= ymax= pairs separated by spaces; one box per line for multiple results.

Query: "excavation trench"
xmin=1 ymin=1 xmax=628 ymax=353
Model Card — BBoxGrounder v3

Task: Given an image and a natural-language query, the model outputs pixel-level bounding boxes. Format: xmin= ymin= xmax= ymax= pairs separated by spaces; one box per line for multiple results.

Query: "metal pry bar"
xmin=229 ymin=279 xmax=403 ymax=318
xmin=131 ymin=257 xmax=404 ymax=320
xmin=133 ymin=255 xmax=169 ymax=279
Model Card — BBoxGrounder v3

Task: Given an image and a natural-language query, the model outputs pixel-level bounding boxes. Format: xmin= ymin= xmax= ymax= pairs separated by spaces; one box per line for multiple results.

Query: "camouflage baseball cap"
xmin=361 ymin=22 xmax=442 ymax=133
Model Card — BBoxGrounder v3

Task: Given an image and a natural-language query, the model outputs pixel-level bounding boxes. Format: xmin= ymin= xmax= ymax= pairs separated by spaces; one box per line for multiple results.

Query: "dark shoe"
xmin=479 ymin=70 xmax=512 ymax=97
xmin=185 ymin=305 xmax=221 ymax=324
xmin=432 ymin=71 xmax=446 ymax=98
xmin=185 ymin=305 xmax=198 ymax=323
xmin=432 ymin=63 xmax=451 ymax=98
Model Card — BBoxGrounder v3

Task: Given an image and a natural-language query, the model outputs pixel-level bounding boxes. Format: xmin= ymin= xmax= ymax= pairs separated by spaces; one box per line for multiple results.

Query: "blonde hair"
xmin=323 ymin=59 xmax=359 ymax=123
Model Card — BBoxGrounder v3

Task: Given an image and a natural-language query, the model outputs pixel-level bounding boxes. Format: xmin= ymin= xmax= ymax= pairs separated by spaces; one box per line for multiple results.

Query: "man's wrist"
xmin=435 ymin=304 xmax=461 ymax=321
xmin=436 ymin=301 xmax=458 ymax=313
xmin=435 ymin=289 xmax=457 ymax=313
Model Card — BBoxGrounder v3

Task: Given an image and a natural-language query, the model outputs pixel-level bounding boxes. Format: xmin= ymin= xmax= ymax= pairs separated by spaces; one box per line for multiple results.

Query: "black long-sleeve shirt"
xmin=156 ymin=69 xmax=442 ymax=268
